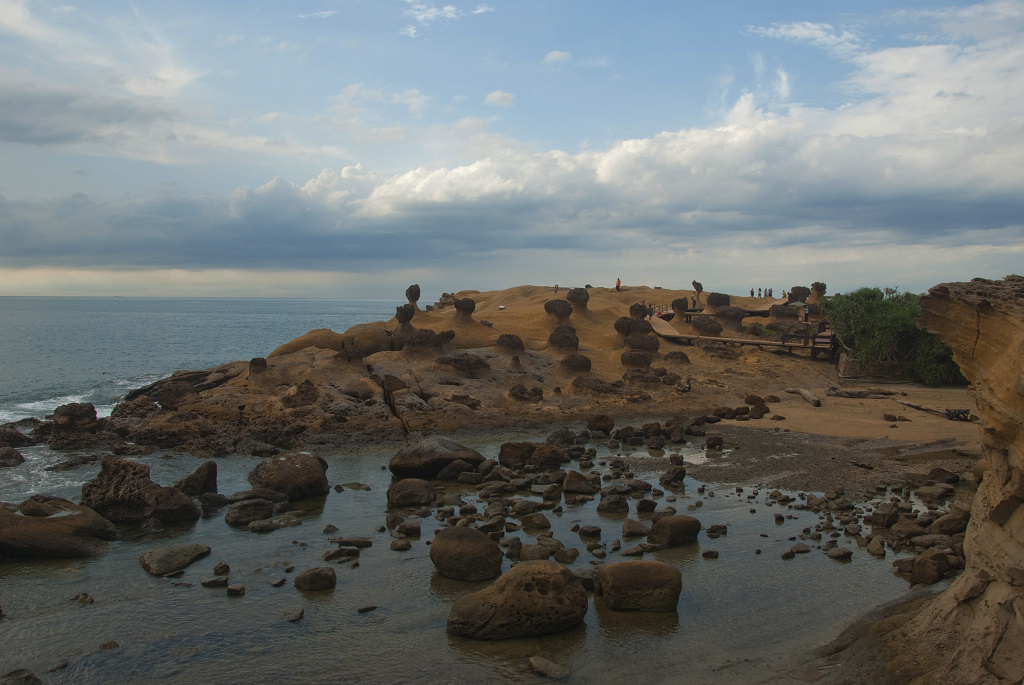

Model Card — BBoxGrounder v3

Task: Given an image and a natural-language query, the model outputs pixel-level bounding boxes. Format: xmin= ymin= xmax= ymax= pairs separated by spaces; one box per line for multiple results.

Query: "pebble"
xmin=227 ymin=585 xmax=246 ymax=597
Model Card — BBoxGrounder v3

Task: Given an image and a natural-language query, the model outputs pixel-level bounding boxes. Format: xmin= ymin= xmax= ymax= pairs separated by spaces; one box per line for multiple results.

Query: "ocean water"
xmin=0 ymin=297 xmax=401 ymax=423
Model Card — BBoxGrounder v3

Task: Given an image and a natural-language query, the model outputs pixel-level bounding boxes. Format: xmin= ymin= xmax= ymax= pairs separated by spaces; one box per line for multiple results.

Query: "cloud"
xmin=399 ymin=1 xmax=493 ymax=36
xmin=749 ymin=21 xmax=863 ymax=59
xmin=543 ymin=50 xmax=572 ymax=64
xmin=483 ymin=90 xmax=515 ymax=106
xmin=297 ymin=11 xmax=337 ymax=19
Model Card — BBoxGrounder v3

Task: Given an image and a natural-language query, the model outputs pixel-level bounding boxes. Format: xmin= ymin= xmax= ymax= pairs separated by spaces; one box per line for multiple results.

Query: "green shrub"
xmin=822 ymin=287 xmax=966 ymax=386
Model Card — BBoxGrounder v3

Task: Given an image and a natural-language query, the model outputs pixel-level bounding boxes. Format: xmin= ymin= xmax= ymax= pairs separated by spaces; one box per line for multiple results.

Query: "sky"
xmin=1 ymin=0 xmax=1023 ymax=300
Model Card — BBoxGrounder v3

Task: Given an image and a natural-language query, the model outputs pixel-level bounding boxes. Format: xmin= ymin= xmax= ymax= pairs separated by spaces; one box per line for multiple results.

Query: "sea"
xmin=0 ymin=296 xmax=938 ymax=684
xmin=0 ymin=296 xmax=402 ymax=424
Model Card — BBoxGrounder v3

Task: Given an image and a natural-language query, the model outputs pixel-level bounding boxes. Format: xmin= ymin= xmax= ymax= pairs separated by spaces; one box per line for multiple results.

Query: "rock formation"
xmin=454 ymin=298 xmax=476 ymax=323
xmin=787 ymin=286 xmax=811 ymax=304
xmin=704 ymin=292 xmax=730 ymax=313
xmin=544 ymin=299 xmax=573 ymax=323
xmin=429 ymin=526 xmax=503 ymax=580
xmin=882 ymin=276 xmax=1024 ymax=683
xmin=80 ymin=458 xmax=200 ymax=525
xmin=405 ymin=284 xmax=421 ymax=307
xmin=715 ymin=306 xmax=746 ymax=333
xmin=691 ymin=280 xmax=703 ymax=303
xmin=566 ymin=287 xmax=589 ymax=311
xmin=0 ymin=497 xmax=115 ymax=559
xmin=808 ymin=281 xmax=827 ymax=304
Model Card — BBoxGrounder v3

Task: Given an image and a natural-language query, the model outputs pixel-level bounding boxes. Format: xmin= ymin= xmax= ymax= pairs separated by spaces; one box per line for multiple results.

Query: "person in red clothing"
xmin=615 ymin=278 xmax=621 ymax=292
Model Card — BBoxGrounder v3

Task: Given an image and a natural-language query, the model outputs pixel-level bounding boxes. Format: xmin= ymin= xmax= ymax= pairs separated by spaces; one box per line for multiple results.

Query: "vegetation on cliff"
xmin=822 ymin=287 xmax=967 ymax=386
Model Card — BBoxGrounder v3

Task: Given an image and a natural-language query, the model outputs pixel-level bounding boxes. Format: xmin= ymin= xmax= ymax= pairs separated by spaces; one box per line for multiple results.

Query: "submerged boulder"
xmin=139 ymin=543 xmax=212 ymax=576
xmin=594 ymin=560 xmax=682 ymax=612
xmin=0 ymin=497 xmax=115 ymax=559
xmin=447 ymin=560 xmax=588 ymax=639
xmin=389 ymin=436 xmax=485 ymax=479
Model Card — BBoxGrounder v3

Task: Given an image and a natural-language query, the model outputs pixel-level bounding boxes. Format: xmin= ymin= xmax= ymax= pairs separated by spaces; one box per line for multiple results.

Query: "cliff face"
xmin=901 ymin=276 xmax=1024 ymax=683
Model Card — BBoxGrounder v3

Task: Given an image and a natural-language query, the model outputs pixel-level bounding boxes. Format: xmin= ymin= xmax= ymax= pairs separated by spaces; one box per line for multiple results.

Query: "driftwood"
xmin=826 ymin=388 xmax=891 ymax=399
xmin=895 ymin=399 xmax=972 ymax=422
xmin=785 ymin=388 xmax=821 ymax=407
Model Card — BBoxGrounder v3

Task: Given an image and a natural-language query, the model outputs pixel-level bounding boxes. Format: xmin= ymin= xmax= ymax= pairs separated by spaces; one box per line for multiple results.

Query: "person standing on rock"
xmin=750 ymin=288 xmax=754 ymax=298
xmin=616 ymin=278 xmax=621 ymax=292
xmin=758 ymin=287 xmax=762 ymax=298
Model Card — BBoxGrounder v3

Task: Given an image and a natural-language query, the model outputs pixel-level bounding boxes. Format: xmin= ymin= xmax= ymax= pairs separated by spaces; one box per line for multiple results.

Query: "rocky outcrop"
xmin=389 ymin=436 xmax=485 ymax=479
xmin=446 ymin=560 xmax=588 ymax=639
xmin=80 ymin=458 xmax=200 ymax=525
xmin=787 ymin=286 xmax=811 ymax=304
xmin=0 ymin=497 xmax=115 ymax=559
xmin=881 ymin=276 xmax=1024 ymax=683
xmin=247 ymin=452 xmax=329 ymax=501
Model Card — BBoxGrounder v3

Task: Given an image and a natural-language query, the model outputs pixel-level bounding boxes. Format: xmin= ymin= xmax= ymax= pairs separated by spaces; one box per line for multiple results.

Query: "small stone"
xmin=391 ymin=539 xmax=412 ymax=551
xmin=701 ymin=550 xmax=719 ymax=559
xmin=529 ymin=656 xmax=570 ymax=679
xmin=226 ymin=584 xmax=245 ymax=597
xmin=827 ymin=547 xmax=854 ymax=561
xmin=268 ymin=577 xmax=286 ymax=587
xmin=357 ymin=605 xmax=377 ymax=614
xmin=213 ymin=561 xmax=230 ymax=575
xmin=284 ymin=608 xmax=304 ymax=623
xmin=100 ymin=641 xmax=119 ymax=651
xmin=201 ymin=576 xmax=229 ymax=588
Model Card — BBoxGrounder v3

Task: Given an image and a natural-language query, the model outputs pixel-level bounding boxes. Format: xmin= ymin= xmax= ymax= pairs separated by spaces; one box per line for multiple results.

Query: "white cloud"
xmin=749 ymin=21 xmax=863 ymax=59
xmin=774 ymin=68 xmax=791 ymax=100
xmin=483 ymin=90 xmax=515 ymax=106
xmin=297 ymin=11 xmax=336 ymax=19
xmin=543 ymin=50 xmax=572 ymax=64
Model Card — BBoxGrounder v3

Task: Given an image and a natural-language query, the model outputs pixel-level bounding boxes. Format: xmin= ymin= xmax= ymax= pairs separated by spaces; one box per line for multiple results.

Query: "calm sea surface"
xmin=0 ymin=297 xmax=401 ymax=423
xmin=0 ymin=297 xmax=933 ymax=684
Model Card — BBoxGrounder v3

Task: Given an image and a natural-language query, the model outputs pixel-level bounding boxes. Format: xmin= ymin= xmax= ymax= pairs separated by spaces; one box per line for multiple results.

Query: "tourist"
xmin=758 ymin=287 xmax=762 ymax=298
xmin=616 ymin=278 xmax=621 ymax=292
xmin=750 ymin=288 xmax=754 ymax=297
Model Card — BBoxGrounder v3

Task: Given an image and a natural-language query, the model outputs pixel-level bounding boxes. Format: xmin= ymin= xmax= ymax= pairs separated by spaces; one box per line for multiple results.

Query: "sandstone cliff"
xmin=894 ymin=276 xmax=1024 ymax=683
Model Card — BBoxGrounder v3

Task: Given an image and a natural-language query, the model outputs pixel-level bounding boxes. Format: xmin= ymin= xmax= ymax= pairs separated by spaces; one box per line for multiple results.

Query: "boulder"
xmin=387 ymin=478 xmax=435 ymax=507
xmin=293 ymin=566 xmax=337 ymax=591
xmin=0 ymin=498 xmax=115 ymax=559
xmin=544 ymin=299 xmax=573 ymax=323
xmin=594 ymin=560 xmax=682 ymax=611
xmin=429 ymin=526 xmax=503 ymax=581
xmin=0 ymin=447 xmax=24 ymax=468
xmin=647 ymin=515 xmax=701 ymax=546
xmin=225 ymin=499 xmax=277 ymax=527
xmin=563 ymin=470 xmax=599 ymax=494
xmin=389 ymin=436 xmax=485 ymax=479
xmin=80 ymin=458 xmax=200 ymax=525
xmin=566 ymin=288 xmax=589 ymax=311
xmin=173 ymin=460 xmax=218 ymax=497
xmin=139 ymin=543 xmax=212 ymax=576
xmin=247 ymin=452 xmax=329 ymax=501
xmin=447 ymin=560 xmax=588 ymax=639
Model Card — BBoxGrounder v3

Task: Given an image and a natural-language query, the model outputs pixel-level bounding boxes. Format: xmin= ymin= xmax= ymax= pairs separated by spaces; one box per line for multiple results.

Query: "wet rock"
xmin=429 ymin=526 xmax=503 ymax=581
xmin=530 ymin=656 xmax=570 ymax=679
xmin=201 ymin=576 xmax=229 ymax=587
xmin=80 ymin=458 xmax=199 ymax=525
xmin=284 ymin=608 xmax=304 ymax=623
xmin=139 ymin=543 xmax=212 ymax=576
xmin=447 ymin=560 xmax=588 ymax=639
xmin=562 ymin=470 xmax=599 ymax=494
xmin=647 ymin=515 xmax=700 ymax=546
xmin=172 ymin=460 xmax=218 ymax=497
xmin=224 ymin=499 xmax=276 ymax=527
xmin=0 ymin=448 xmax=25 ymax=468
xmin=387 ymin=478 xmax=435 ymax=507
xmin=0 ymin=669 xmax=43 ymax=685
xmin=594 ymin=559 xmax=682 ymax=612
xmin=226 ymin=584 xmax=246 ymax=597
xmin=622 ymin=519 xmax=650 ymax=538
xmin=0 ymin=498 xmax=116 ymax=559
xmin=389 ymin=436 xmax=485 ymax=479
xmin=826 ymin=547 xmax=853 ymax=561
xmin=597 ymin=494 xmax=629 ymax=514
xmin=247 ymin=452 xmax=329 ymax=501
xmin=293 ymin=566 xmax=337 ymax=591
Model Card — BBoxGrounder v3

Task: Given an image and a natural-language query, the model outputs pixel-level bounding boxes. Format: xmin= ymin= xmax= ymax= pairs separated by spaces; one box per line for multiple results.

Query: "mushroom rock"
xmin=454 ymin=298 xmax=476 ymax=324
xmin=388 ymin=436 xmax=485 ymax=479
xmin=614 ymin=317 xmax=653 ymax=339
xmin=624 ymin=332 xmax=659 ymax=352
xmin=429 ymin=526 xmax=503 ymax=581
xmin=405 ymin=284 xmax=421 ymax=307
xmin=548 ymin=324 xmax=579 ymax=354
xmin=559 ymin=353 xmax=592 ymax=374
xmin=692 ymin=281 xmax=703 ymax=303
xmin=808 ymin=281 xmax=827 ymax=304
xmin=566 ymin=288 xmax=590 ymax=311
xmin=80 ymin=457 xmax=200 ymax=525
xmin=446 ymin=560 xmax=588 ymax=639
xmin=620 ymin=350 xmax=652 ymax=368
xmin=704 ymin=292 xmax=730 ymax=314
xmin=787 ymin=286 xmax=811 ymax=304
xmin=248 ymin=357 xmax=268 ymax=377
xmin=594 ymin=560 xmax=682 ymax=612
xmin=247 ymin=452 xmax=329 ymax=501
xmin=690 ymin=315 xmax=723 ymax=337
xmin=874 ymin=276 xmax=1024 ymax=684
xmin=671 ymin=298 xmax=689 ymax=316
xmin=715 ymin=306 xmax=746 ymax=333
xmin=395 ymin=303 xmax=415 ymax=329
xmin=496 ymin=333 xmax=525 ymax=354
xmin=544 ymin=299 xmax=573 ymax=323
xmin=629 ymin=303 xmax=648 ymax=319
xmin=0 ymin=497 xmax=116 ymax=559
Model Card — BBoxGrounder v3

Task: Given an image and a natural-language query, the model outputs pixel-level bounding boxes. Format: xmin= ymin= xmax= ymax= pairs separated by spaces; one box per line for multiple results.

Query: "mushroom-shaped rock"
xmin=808 ymin=282 xmax=826 ymax=303
xmin=395 ymin=303 xmax=415 ymax=328
xmin=548 ymin=324 xmax=579 ymax=353
xmin=389 ymin=436 xmax=485 ymax=479
xmin=629 ymin=303 xmax=648 ymax=319
xmin=647 ymin=515 xmax=701 ymax=546
xmin=690 ymin=315 xmax=723 ymax=337
xmin=624 ymin=332 xmax=659 ymax=352
xmin=294 ymin=566 xmax=337 ymax=591
xmin=387 ymin=478 xmax=435 ymax=507
xmin=495 ymin=334 xmax=525 ymax=354
xmin=80 ymin=458 xmax=200 ymax=525
xmin=566 ymin=288 xmax=589 ymax=310
xmin=620 ymin=350 xmax=652 ymax=368
xmin=429 ymin=526 xmax=503 ymax=581
xmin=454 ymin=298 xmax=476 ymax=323
xmin=787 ymin=286 xmax=811 ymax=304
xmin=139 ymin=543 xmax=212 ymax=576
xmin=768 ymin=304 xmax=800 ymax=321
xmin=0 ymin=498 xmax=116 ymax=559
xmin=691 ymin=281 xmax=703 ymax=303
xmin=405 ymin=283 xmax=421 ymax=306
xmin=544 ymin=299 xmax=573 ymax=323
xmin=715 ymin=306 xmax=746 ymax=333
xmin=614 ymin=317 xmax=653 ymax=338
xmin=247 ymin=452 xmax=329 ymax=501
xmin=594 ymin=560 xmax=682 ymax=612
xmin=559 ymin=353 xmax=592 ymax=373
xmin=671 ymin=298 xmax=689 ymax=315
xmin=446 ymin=560 xmax=588 ymax=639
xmin=704 ymin=292 xmax=730 ymax=313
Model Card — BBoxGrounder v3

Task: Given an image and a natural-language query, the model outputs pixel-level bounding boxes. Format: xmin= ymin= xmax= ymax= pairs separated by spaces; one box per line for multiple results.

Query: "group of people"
xmin=750 ymin=287 xmax=775 ymax=298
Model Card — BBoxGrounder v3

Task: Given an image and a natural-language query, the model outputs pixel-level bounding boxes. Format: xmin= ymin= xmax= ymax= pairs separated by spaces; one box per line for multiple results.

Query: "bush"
xmin=821 ymin=287 xmax=966 ymax=386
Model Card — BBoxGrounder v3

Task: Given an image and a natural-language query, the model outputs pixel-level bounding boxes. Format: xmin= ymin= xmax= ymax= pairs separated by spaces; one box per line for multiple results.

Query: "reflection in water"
xmin=592 ymin=596 xmax=680 ymax=638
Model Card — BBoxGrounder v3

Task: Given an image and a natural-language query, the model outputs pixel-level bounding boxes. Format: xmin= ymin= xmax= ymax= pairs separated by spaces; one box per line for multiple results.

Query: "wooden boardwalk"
xmin=648 ymin=315 xmax=837 ymax=359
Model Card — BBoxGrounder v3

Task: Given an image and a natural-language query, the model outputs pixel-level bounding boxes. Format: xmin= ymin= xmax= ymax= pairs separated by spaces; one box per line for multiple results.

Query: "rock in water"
xmin=530 ymin=656 xmax=570 ymax=679
xmin=293 ymin=566 xmax=337 ymax=591
xmin=247 ymin=453 xmax=328 ymax=501
xmin=429 ymin=526 xmax=503 ymax=581
xmin=594 ymin=560 xmax=682 ymax=612
xmin=0 ymin=498 xmax=115 ymax=559
xmin=447 ymin=560 xmax=588 ymax=639
xmin=646 ymin=515 xmax=701 ymax=546
xmin=388 ymin=436 xmax=485 ymax=479
xmin=139 ymin=544 xmax=212 ymax=576
xmin=80 ymin=457 xmax=199 ymax=524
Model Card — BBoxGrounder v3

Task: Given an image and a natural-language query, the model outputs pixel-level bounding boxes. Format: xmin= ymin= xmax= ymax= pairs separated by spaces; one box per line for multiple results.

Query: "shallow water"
xmin=0 ymin=436 xmax=927 ymax=684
